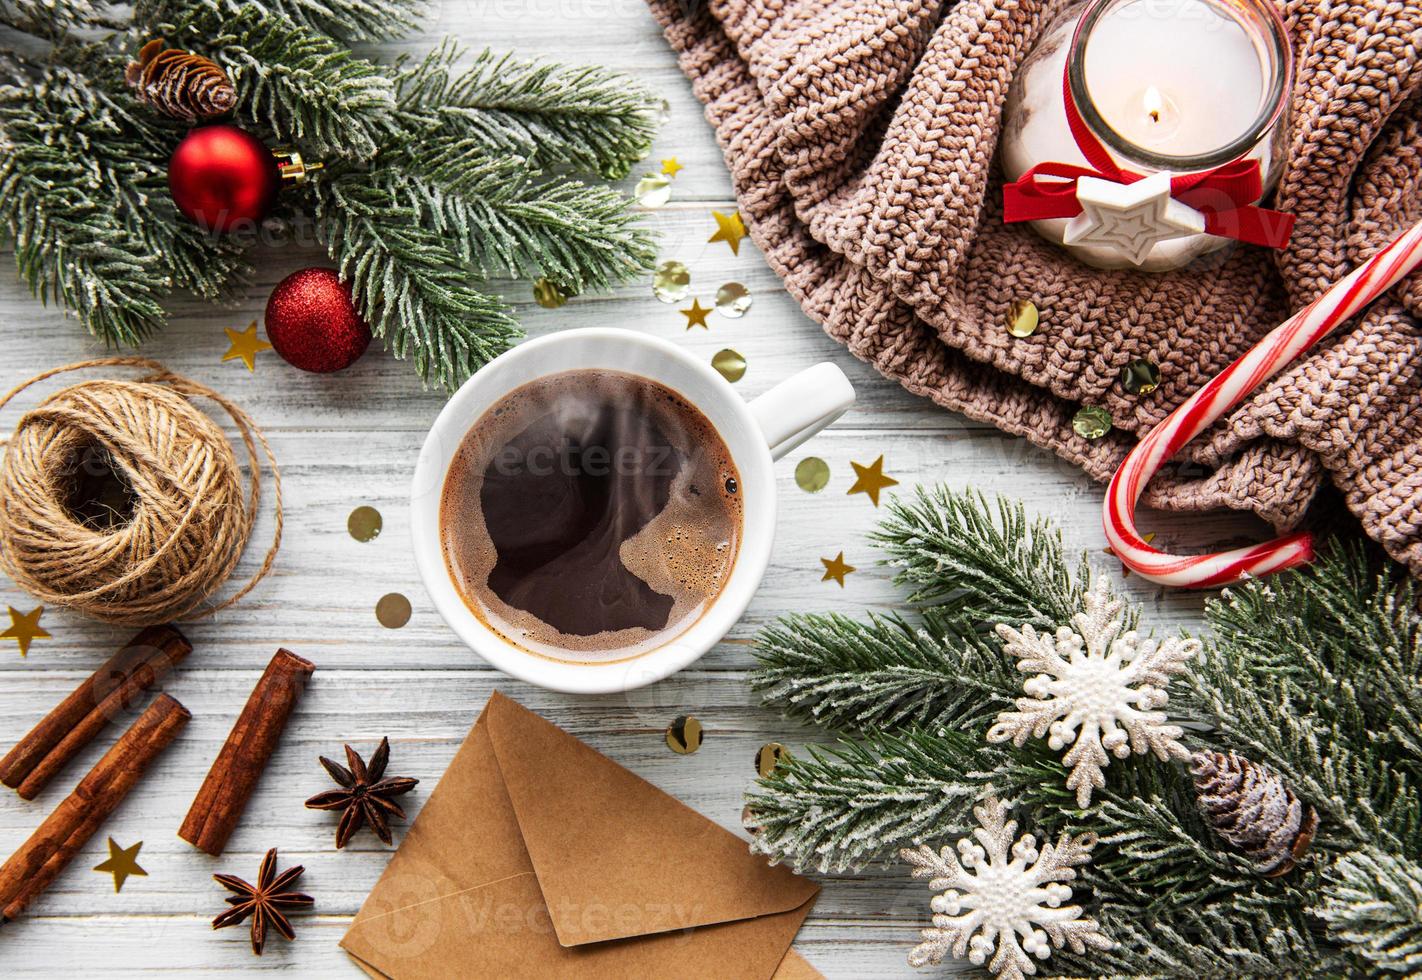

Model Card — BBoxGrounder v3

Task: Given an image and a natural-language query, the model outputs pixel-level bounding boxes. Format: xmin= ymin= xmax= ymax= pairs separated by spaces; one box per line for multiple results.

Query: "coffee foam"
xmin=439 ymin=370 xmax=741 ymax=664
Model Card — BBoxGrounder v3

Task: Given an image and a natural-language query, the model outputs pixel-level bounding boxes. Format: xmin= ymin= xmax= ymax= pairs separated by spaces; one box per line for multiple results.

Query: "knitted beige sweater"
xmin=647 ymin=0 xmax=1422 ymax=576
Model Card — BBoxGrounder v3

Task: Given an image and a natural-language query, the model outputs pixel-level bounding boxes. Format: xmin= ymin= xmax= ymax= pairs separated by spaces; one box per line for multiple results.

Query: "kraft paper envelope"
xmin=341 ymin=692 xmax=821 ymax=979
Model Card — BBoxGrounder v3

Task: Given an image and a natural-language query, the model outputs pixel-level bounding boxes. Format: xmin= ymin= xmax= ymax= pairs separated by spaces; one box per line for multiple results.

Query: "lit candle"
xmin=1142 ymin=86 xmax=1166 ymax=127
xmin=1000 ymin=0 xmax=1291 ymax=271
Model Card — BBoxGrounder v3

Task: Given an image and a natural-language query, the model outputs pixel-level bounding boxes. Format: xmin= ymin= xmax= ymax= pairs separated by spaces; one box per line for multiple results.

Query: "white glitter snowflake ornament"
xmin=901 ymin=796 xmax=1111 ymax=978
xmin=987 ymin=582 xmax=1198 ymax=806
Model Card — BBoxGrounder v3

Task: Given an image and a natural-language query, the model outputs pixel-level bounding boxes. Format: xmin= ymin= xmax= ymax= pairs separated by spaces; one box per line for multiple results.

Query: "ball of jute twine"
xmin=0 ymin=358 xmax=282 ymax=626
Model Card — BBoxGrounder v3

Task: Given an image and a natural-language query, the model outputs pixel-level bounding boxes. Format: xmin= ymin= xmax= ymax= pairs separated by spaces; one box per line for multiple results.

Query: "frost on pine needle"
xmin=987 ymin=581 xmax=1197 ymax=807
xmin=0 ymin=6 xmax=658 ymax=386
xmin=746 ymin=491 xmax=1422 ymax=975
xmin=901 ymin=795 xmax=1111 ymax=978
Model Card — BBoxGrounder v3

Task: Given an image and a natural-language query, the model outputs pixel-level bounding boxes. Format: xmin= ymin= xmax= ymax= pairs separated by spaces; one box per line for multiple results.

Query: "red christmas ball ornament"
xmin=264 ymin=268 xmax=372 ymax=373
xmin=168 ymin=125 xmax=279 ymax=233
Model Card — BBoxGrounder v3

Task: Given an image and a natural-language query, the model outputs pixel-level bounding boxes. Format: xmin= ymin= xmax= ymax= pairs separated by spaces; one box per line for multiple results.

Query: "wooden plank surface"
xmin=0 ymin=3 xmax=1261 ymax=975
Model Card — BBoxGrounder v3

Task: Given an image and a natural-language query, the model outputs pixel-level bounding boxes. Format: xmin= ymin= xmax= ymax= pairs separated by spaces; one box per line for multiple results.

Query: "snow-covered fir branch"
xmin=0 ymin=0 xmax=657 ymax=382
xmin=747 ymin=489 xmax=1422 ymax=975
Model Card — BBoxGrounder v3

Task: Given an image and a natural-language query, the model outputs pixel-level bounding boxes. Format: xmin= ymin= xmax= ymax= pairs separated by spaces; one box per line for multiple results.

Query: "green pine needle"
xmin=749 ymin=488 xmax=1422 ymax=974
xmin=1058 ymin=904 xmax=1333 ymax=978
xmin=393 ymin=41 xmax=659 ymax=179
xmin=137 ymin=0 xmax=422 ymax=41
xmin=872 ymin=486 xmax=1105 ymax=629
xmin=1314 ymin=847 xmax=1422 ymax=973
xmin=746 ymin=729 xmax=1035 ymax=873
xmin=0 ymin=47 xmax=247 ymax=345
xmin=396 ymin=135 xmax=656 ymax=290
xmin=1184 ymin=542 xmax=1422 ymax=856
xmin=2 ymin=5 xmax=659 ymax=383
xmin=2 ymin=65 xmax=170 ymax=344
xmin=2 ymin=0 xmax=127 ymax=37
xmin=314 ymin=168 xmax=522 ymax=389
xmin=753 ymin=608 xmax=1019 ymax=735
xmin=169 ymin=7 xmax=396 ymax=160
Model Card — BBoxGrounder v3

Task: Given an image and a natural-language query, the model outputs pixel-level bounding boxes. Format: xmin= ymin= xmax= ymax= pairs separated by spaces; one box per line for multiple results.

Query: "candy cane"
xmin=1104 ymin=218 xmax=1422 ymax=588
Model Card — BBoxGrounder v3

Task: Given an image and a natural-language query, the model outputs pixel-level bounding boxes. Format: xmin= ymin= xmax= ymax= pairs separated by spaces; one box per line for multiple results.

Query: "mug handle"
xmin=746 ymin=362 xmax=856 ymax=461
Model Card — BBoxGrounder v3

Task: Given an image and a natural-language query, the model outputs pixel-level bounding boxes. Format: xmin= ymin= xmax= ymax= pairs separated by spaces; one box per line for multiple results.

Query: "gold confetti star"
xmin=820 ymin=552 xmax=856 ymax=587
xmin=222 ymin=321 xmax=272 ymax=372
xmin=1105 ymin=532 xmax=1156 ymax=578
xmin=680 ymin=298 xmax=712 ymax=330
xmin=847 ymin=455 xmax=899 ymax=507
xmin=708 ymin=210 xmax=747 ymax=255
xmin=94 ymin=837 xmax=147 ymax=893
xmin=2 ymin=606 xmax=50 ymax=658
xmin=661 ymin=157 xmax=684 ymax=178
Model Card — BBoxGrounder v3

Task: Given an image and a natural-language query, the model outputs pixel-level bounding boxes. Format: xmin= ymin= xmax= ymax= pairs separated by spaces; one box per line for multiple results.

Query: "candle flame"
xmin=1144 ymin=86 xmax=1164 ymax=124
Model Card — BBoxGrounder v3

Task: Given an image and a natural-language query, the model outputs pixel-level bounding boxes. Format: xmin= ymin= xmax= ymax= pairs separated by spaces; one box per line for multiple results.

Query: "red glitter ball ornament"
xmin=168 ymin=125 xmax=280 ymax=233
xmin=264 ymin=268 xmax=372 ymax=373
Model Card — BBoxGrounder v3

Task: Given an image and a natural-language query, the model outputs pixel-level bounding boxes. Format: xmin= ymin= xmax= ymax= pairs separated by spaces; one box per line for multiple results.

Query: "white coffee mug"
xmin=411 ymin=327 xmax=855 ymax=694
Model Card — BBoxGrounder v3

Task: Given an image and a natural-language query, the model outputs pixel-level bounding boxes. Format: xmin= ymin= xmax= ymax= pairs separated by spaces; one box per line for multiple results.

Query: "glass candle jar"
xmin=1000 ymin=0 xmax=1292 ymax=271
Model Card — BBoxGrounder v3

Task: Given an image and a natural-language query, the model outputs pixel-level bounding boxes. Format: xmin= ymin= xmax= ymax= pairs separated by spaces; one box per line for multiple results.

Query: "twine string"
xmin=0 ymin=358 xmax=282 ymax=625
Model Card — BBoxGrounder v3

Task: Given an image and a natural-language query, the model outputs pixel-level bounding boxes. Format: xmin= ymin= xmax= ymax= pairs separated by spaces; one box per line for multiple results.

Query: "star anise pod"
xmin=212 ymin=848 xmax=314 ymax=955
xmin=305 ymin=736 xmax=419 ymax=848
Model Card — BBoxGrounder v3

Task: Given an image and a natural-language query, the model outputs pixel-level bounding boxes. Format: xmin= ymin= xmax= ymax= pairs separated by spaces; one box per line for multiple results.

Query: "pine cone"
xmin=125 ymin=39 xmax=236 ymax=123
xmin=1190 ymin=750 xmax=1319 ymax=876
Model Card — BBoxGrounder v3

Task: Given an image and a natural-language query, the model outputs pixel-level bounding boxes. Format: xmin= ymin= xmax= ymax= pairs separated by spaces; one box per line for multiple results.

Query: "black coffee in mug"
xmin=440 ymin=369 xmax=742 ymax=663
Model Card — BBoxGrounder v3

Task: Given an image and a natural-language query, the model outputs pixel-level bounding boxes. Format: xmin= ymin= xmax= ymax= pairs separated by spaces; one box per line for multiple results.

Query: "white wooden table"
xmin=0 ymin=3 xmax=1259 ymax=974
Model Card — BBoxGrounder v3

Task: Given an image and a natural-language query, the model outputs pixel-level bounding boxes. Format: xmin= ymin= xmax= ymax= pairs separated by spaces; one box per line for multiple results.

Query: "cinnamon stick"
xmin=0 ymin=625 xmax=191 ymax=800
xmin=178 ymin=649 xmax=315 ymax=856
xmin=0 ymin=693 xmax=190 ymax=923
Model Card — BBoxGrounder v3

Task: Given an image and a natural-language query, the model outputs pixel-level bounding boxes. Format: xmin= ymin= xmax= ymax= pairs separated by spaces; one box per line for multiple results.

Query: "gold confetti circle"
xmin=1120 ymin=358 xmax=1161 ymax=395
xmin=634 ymin=173 xmax=672 ymax=208
xmin=653 ymin=261 xmax=691 ymax=304
xmin=533 ymin=278 xmax=570 ymax=309
xmin=1072 ymin=405 xmax=1113 ymax=440
xmin=715 ymin=282 xmax=752 ymax=318
xmin=794 ymin=457 xmax=831 ymax=493
xmin=348 ymin=505 xmax=383 ymax=542
xmin=756 ymin=742 xmax=791 ymax=777
xmin=376 ymin=592 xmax=412 ymax=629
xmin=1006 ymin=298 xmax=1040 ymax=338
xmin=711 ymin=349 xmax=747 ymax=383
xmin=742 ymin=803 xmax=762 ymax=836
xmin=666 ymin=715 xmax=703 ymax=754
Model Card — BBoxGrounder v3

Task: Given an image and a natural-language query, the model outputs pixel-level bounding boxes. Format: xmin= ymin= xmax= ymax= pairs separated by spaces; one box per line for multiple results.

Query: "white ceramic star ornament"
xmin=1063 ymin=172 xmax=1206 ymax=266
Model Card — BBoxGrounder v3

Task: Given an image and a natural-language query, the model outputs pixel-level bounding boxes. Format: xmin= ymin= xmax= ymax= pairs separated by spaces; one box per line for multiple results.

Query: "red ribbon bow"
xmin=1002 ymin=73 xmax=1294 ymax=250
